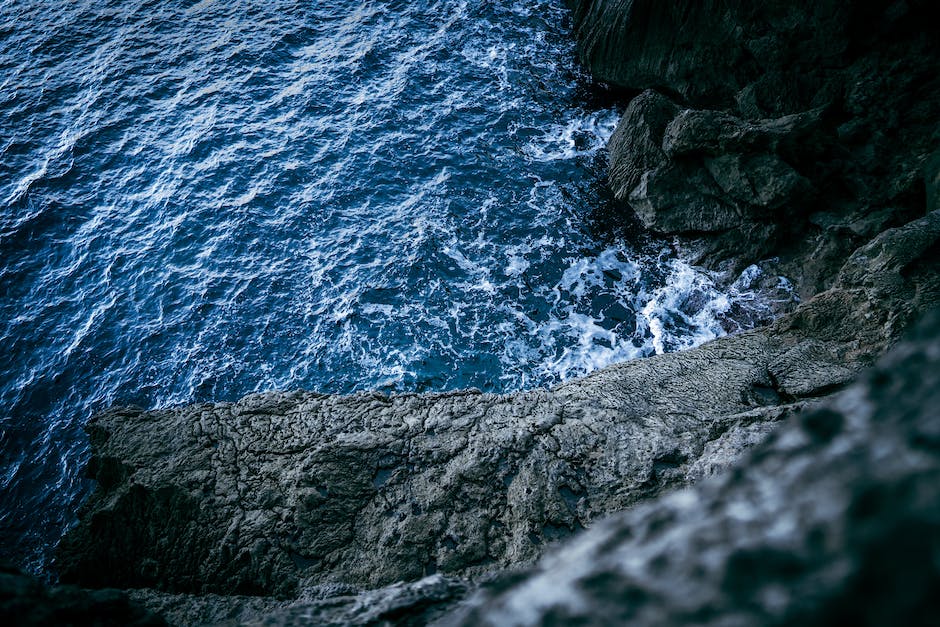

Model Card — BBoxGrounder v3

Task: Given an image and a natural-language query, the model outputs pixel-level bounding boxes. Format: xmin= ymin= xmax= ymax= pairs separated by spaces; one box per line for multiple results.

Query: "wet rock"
xmin=661 ymin=108 xmax=825 ymax=159
xmin=628 ymin=160 xmax=743 ymax=233
xmin=445 ymin=309 xmax=940 ymax=626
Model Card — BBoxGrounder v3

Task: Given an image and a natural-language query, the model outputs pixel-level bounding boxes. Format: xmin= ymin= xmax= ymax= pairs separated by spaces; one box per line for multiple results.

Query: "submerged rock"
xmin=446 ymin=309 xmax=940 ymax=626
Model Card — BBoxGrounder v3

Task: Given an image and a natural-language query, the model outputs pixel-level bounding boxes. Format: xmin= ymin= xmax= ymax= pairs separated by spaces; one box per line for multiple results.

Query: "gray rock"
xmin=127 ymin=575 xmax=467 ymax=627
xmin=662 ymin=107 xmax=826 ymax=160
xmin=56 ymin=212 xmax=939 ymax=612
xmin=443 ymin=308 xmax=940 ymax=626
xmin=767 ymin=341 xmax=856 ymax=398
xmin=582 ymin=0 xmax=939 ymax=283
xmin=607 ymin=94 xmax=815 ymax=260
xmin=607 ymin=90 xmax=678 ymax=201
xmin=704 ymin=153 xmax=809 ymax=212
xmin=628 ymin=161 xmax=743 ymax=233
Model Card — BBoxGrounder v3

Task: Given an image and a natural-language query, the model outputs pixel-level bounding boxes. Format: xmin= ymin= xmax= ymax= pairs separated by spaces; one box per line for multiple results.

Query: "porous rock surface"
xmin=446 ymin=310 xmax=940 ymax=627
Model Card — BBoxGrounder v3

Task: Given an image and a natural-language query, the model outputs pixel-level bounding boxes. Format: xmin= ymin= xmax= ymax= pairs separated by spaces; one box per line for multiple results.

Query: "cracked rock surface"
xmin=56 ymin=210 xmax=938 ymax=613
xmin=446 ymin=309 xmax=940 ymax=627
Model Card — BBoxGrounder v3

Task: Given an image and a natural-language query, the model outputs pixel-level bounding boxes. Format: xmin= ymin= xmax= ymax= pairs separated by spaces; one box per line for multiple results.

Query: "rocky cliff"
xmin=24 ymin=1 xmax=940 ymax=624
xmin=445 ymin=307 xmax=940 ymax=626
xmin=570 ymin=0 xmax=940 ymax=293
xmin=55 ymin=207 xmax=939 ymax=599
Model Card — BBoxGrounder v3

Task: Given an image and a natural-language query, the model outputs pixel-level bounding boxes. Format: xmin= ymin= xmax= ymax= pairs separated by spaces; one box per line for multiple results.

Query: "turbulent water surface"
xmin=0 ymin=0 xmax=789 ymax=572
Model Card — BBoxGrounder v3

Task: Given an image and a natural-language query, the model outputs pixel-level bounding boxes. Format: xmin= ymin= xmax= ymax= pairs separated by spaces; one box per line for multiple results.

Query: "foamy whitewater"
xmin=0 ymin=0 xmax=793 ymax=572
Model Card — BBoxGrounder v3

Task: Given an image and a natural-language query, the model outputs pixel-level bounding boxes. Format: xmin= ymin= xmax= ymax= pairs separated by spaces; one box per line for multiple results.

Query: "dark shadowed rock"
xmin=444 ymin=309 xmax=940 ymax=626
xmin=566 ymin=0 xmax=929 ymax=112
xmin=608 ymin=94 xmax=818 ymax=265
xmin=579 ymin=0 xmax=939 ymax=284
xmin=0 ymin=564 xmax=165 ymax=627
xmin=606 ymin=90 xmax=678 ymax=201
xmin=926 ymin=148 xmax=940 ymax=213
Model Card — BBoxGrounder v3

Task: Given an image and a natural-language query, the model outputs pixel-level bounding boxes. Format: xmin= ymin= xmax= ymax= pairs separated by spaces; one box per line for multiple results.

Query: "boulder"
xmin=608 ymin=92 xmax=817 ymax=264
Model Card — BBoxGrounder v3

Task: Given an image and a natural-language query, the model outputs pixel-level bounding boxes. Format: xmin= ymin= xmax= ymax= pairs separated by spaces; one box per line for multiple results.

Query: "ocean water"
xmin=0 ymin=0 xmax=792 ymax=574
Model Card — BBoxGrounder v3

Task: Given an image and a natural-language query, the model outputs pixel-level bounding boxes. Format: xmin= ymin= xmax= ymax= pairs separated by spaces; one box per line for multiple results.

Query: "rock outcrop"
xmin=35 ymin=1 xmax=940 ymax=625
xmin=571 ymin=0 xmax=940 ymax=291
xmin=54 ymin=209 xmax=938 ymax=619
xmin=447 ymin=309 xmax=940 ymax=626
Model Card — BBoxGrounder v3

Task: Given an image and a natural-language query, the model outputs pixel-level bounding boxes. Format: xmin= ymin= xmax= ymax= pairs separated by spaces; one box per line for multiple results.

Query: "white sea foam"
xmin=0 ymin=0 xmax=795 ymax=574
xmin=523 ymin=109 xmax=621 ymax=162
xmin=499 ymin=251 xmax=797 ymax=385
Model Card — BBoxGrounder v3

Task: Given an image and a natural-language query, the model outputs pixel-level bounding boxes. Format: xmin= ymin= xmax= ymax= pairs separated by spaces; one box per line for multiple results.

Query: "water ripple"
xmin=0 ymin=0 xmax=794 ymax=574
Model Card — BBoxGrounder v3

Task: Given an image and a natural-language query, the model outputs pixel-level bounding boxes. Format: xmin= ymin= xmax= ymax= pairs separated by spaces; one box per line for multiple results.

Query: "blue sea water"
xmin=0 ymin=0 xmax=791 ymax=574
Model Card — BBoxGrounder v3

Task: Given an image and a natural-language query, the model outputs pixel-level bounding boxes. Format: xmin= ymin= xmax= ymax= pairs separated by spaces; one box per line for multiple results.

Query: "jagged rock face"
xmin=576 ymin=0 xmax=939 ymax=288
xmin=445 ymin=309 xmax=940 ymax=627
xmin=566 ymin=0 xmax=930 ymax=112
xmin=55 ymin=211 xmax=939 ymax=603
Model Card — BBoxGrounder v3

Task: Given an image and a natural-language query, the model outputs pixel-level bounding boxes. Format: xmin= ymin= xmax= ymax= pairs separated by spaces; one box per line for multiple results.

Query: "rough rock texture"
xmin=567 ymin=0 xmax=938 ymax=111
xmin=446 ymin=309 xmax=940 ymax=626
xmin=38 ymin=2 xmax=940 ymax=625
xmin=0 ymin=563 xmax=165 ymax=626
xmin=609 ymin=97 xmax=821 ymax=264
xmin=127 ymin=575 xmax=466 ymax=627
xmin=55 ymin=210 xmax=939 ymax=619
xmin=56 ymin=344 xmax=803 ymax=598
xmin=571 ymin=0 xmax=940 ymax=289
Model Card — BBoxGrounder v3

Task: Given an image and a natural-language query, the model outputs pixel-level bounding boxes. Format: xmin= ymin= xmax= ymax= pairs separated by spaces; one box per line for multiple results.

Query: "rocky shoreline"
xmin=5 ymin=1 xmax=939 ymax=624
